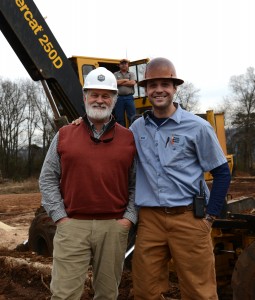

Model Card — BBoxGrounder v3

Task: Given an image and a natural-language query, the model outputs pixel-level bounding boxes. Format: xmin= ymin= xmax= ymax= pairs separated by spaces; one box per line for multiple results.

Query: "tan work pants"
xmin=50 ymin=219 xmax=129 ymax=300
xmin=132 ymin=207 xmax=218 ymax=300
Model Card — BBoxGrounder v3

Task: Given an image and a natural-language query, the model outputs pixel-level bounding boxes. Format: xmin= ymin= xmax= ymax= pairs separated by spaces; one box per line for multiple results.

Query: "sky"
xmin=1 ymin=0 xmax=255 ymax=112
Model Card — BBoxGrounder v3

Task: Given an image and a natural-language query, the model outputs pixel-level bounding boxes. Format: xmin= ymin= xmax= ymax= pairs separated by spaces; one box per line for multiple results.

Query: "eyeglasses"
xmin=120 ymin=61 xmax=128 ymax=64
xmin=88 ymin=127 xmax=116 ymax=144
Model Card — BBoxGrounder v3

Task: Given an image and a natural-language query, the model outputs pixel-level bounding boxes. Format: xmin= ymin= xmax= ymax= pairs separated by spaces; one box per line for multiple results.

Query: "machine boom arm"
xmin=0 ymin=0 xmax=85 ymax=121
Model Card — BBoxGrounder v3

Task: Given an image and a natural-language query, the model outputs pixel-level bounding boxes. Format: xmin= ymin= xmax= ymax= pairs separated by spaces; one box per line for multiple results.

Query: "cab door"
xmin=129 ymin=58 xmax=152 ymax=114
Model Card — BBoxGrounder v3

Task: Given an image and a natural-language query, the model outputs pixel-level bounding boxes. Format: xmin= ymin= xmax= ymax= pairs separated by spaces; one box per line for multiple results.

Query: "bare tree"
xmin=227 ymin=67 xmax=255 ymax=173
xmin=22 ymin=80 xmax=42 ymax=177
xmin=174 ymin=82 xmax=200 ymax=113
xmin=33 ymin=83 xmax=55 ymax=156
xmin=0 ymin=77 xmax=59 ymax=179
xmin=0 ymin=79 xmax=27 ymax=177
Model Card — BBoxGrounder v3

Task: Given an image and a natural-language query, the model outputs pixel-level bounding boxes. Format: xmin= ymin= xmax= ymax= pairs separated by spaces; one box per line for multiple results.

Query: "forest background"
xmin=0 ymin=66 xmax=255 ymax=181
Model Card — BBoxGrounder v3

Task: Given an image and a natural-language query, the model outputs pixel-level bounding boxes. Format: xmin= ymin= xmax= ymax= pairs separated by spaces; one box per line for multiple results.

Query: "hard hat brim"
xmin=120 ymin=59 xmax=130 ymax=63
xmin=138 ymin=77 xmax=184 ymax=87
xmin=83 ymin=85 xmax=118 ymax=91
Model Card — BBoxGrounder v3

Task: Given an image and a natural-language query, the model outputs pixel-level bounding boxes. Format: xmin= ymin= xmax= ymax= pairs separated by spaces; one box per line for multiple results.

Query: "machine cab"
xmin=69 ymin=56 xmax=152 ymax=115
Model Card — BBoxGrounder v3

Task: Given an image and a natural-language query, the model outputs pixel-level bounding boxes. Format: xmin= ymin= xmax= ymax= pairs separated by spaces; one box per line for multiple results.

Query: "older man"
xmin=39 ymin=67 xmax=137 ymax=300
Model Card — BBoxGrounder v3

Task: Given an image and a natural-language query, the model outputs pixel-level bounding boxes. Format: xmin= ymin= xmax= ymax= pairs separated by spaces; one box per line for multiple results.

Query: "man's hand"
xmin=117 ymin=218 xmax=132 ymax=229
xmin=55 ymin=217 xmax=70 ymax=225
xmin=72 ymin=117 xmax=82 ymax=126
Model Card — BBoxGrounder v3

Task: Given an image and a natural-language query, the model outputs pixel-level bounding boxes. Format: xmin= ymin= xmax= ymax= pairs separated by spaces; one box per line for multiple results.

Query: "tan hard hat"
xmin=138 ymin=57 xmax=184 ymax=87
xmin=120 ymin=58 xmax=129 ymax=64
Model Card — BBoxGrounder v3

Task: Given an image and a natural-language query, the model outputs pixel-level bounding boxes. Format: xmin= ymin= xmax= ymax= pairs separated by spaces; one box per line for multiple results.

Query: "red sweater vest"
xmin=57 ymin=122 xmax=136 ymax=220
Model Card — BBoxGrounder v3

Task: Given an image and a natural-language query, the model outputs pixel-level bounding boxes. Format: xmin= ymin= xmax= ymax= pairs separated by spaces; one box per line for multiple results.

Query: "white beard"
xmin=85 ymin=103 xmax=113 ymax=120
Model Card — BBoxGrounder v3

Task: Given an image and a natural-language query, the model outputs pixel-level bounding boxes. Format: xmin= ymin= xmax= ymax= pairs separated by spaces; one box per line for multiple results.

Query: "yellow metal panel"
xmin=205 ymin=110 xmax=233 ymax=180
xmin=134 ymin=97 xmax=152 ymax=113
xmin=214 ymin=113 xmax=227 ymax=155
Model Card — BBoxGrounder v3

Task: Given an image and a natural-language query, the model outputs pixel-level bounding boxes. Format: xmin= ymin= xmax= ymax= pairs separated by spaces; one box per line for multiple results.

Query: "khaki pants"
xmin=132 ymin=208 xmax=218 ymax=300
xmin=51 ymin=219 xmax=129 ymax=300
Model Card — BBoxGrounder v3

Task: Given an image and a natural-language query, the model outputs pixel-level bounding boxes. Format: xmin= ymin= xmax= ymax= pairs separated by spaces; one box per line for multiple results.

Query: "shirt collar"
xmin=82 ymin=114 xmax=116 ymax=135
xmin=143 ymin=102 xmax=183 ymax=125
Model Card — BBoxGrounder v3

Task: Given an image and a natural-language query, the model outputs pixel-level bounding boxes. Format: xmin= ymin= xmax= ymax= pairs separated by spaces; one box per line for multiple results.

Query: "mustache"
xmin=91 ymin=104 xmax=108 ymax=108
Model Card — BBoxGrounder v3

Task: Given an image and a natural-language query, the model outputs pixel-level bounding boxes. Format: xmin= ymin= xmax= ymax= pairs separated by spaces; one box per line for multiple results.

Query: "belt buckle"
xmin=164 ymin=207 xmax=175 ymax=214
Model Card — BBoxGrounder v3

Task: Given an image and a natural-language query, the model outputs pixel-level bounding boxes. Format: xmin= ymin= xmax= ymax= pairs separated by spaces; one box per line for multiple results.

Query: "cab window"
xmin=129 ymin=63 xmax=147 ymax=98
xmin=82 ymin=65 xmax=95 ymax=83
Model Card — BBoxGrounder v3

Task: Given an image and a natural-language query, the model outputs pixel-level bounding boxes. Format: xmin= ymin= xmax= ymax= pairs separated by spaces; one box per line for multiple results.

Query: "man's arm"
xmin=123 ymin=79 xmax=136 ymax=87
xmin=116 ymin=72 xmax=136 ymax=87
xmin=206 ymin=162 xmax=231 ymax=217
xmin=117 ymin=78 xmax=136 ymax=87
xmin=117 ymin=78 xmax=128 ymax=85
xmin=39 ymin=132 xmax=68 ymax=223
xmin=121 ymin=160 xmax=138 ymax=227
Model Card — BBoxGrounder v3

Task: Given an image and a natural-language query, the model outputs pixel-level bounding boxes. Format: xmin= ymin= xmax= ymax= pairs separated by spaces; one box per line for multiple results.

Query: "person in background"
xmin=114 ymin=58 xmax=136 ymax=127
xmin=129 ymin=57 xmax=231 ymax=300
xmin=39 ymin=67 xmax=137 ymax=300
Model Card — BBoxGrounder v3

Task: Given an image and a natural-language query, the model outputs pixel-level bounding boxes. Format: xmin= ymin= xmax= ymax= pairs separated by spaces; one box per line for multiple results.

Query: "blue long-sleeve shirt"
xmin=130 ymin=104 xmax=231 ymax=216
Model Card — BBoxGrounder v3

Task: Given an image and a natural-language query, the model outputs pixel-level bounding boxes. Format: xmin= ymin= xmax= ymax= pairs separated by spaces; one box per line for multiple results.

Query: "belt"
xmin=153 ymin=204 xmax=193 ymax=215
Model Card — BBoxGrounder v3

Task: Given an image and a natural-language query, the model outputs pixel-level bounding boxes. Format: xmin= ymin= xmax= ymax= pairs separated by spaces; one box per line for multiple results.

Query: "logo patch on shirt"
xmin=166 ymin=135 xmax=182 ymax=147
xmin=172 ymin=135 xmax=179 ymax=144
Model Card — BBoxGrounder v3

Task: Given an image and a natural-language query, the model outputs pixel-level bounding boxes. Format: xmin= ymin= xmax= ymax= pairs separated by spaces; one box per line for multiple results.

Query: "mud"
xmin=0 ymin=178 xmax=255 ymax=299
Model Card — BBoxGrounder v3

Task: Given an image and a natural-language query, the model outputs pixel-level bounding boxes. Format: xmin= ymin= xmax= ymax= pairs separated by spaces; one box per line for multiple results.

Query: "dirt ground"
xmin=0 ymin=178 xmax=255 ymax=299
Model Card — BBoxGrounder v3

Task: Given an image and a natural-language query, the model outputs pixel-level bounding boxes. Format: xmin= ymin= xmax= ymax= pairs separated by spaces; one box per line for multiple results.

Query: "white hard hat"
xmin=83 ymin=67 xmax=118 ymax=91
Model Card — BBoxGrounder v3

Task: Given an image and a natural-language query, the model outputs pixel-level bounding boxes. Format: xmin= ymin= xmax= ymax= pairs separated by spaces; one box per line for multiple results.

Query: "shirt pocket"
xmin=161 ymin=135 xmax=187 ymax=169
